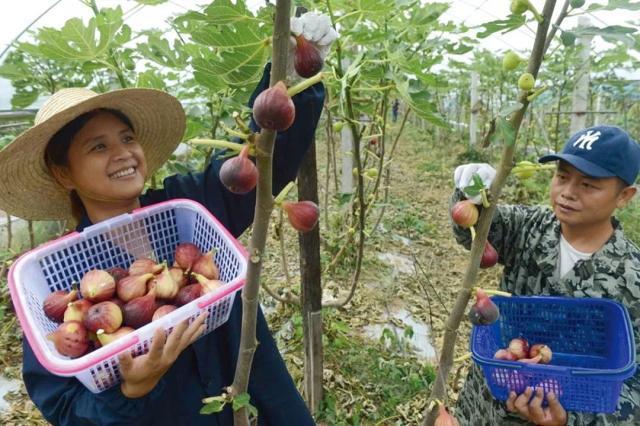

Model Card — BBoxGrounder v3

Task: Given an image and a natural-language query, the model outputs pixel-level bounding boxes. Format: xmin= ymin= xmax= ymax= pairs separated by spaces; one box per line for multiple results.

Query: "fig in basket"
xmin=83 ymin=301 xmax=123 ymax=333
xmin=96 ymin=327 xmax=135 ymax=346
xmin=63 ymin=299 xmax=93 ymax=323
xmin=117 ymin=272 xmax=154 ymax=302
xmin=80 ymin=269 xmax=116 ymax=302
xmin=43 ymin=289 xmax=78 ymax=322
xmin=191 ymin=250 xmax=219 ymax=280
xmin=123 ymin=286 xmax=158 ymax=329
xmin=128 ymin=257 xmax=163 ymax=276
xmin=47 ymin=321 xmax=90 ymax=358
xmin=174 ymin=242 xmax=202 ymax=271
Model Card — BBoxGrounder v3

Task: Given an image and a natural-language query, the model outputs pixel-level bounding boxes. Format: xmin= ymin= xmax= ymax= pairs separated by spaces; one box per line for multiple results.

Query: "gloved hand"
xmin=453 ymin=163 xmax=496 ymax=204
xmin=288 ymin=12 xmax=338 ymax=79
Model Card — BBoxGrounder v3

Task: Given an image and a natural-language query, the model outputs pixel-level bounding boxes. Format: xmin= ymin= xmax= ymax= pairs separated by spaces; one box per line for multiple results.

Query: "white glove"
xmin=453 ymin=163 xmax=496 ymax=204
xmin=288 ymin=12 xmax=338 ymax=78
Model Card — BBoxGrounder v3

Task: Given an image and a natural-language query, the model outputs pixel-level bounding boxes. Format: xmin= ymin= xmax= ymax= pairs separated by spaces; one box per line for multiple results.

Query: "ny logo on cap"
xmin=573 ymin=130 xmax=601 ymax=150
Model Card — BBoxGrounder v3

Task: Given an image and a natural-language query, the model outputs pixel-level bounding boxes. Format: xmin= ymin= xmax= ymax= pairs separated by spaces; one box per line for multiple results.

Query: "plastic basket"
xmin=471 ymin=296 xmax=636 ymax=413
xmin=8 ymin=199 xmax=248 ymax=393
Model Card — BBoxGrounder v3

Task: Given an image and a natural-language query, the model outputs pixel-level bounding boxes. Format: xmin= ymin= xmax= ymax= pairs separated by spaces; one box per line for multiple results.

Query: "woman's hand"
xmin=506 ymin=386 xmax=567 ymax=425
xmin=118 ymin=312 xmax=208 ymax=398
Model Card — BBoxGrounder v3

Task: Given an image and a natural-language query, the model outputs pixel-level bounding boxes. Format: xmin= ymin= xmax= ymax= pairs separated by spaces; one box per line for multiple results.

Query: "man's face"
xmin=549 ymin=161 xmax=632 ymax=228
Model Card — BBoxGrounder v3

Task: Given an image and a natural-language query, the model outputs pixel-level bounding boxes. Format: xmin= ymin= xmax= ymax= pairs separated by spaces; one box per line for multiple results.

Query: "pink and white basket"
xmin=8 ymin=199 xmax=247 ymax=393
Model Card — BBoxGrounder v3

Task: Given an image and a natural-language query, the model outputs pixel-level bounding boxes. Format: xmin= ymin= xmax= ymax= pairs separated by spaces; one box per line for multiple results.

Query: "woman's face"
xmin=55 ymin=111 xmax=148 ymax=207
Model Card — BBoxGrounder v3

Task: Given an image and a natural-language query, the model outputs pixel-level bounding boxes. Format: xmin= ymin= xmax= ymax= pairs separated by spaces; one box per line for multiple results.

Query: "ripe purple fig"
xmin=480 ymin=241 xmax=499 ymax=268
xmin=47 ymin=321 xmax=90 ymax=358
xmin=174 ymin=243 xmax=202 ymax=271
xmin=63 ymin=299 xmax=93 ymax=323
xmin=123 ymin=288 xmax=157 ymax=329
xmin=83 ymin=301 xmax=123 ymax=333
xmin=252 ymin=81 xmax=295 ymax=131
xmin=106 ymin=266 xmax=129 ymax=283
xmin=508 ymin=337 xmax=530 ymax=360
xmin=152 ymin=305 xmax=178 ymax=321
xmin=468 ymin=288 xmax=500 ymax=326
xmin=293 ymin=35 xmax=323 ymax=78
xmin=96 ymin=327 xmax=135 ymax=346
xmin=451 ymin=200 xmax=479 ymax=228
xmin=80 ymin=269 xmax=116 ymax=303
xmin=219 ymin=145 xmax=258 ymax=194
xmin=152 ymin=264 xmax=180 ymax=300
xmin=175 ymin=284 xmax=203 ymax=306
xmin=117 ymin=272 xmax=153 ymax=302
xmin=494 ymin=349 xmax=518 ymax=361
xmin=128 ymin=258 xmax=163 ymax=276
xmin=43 ymin=289 xmax=78 ymax=322
xmin=529 ymin=343 xmax=553 ymax=364
xmin=192 ymin=250 xmax=219 ymax=280
xmin=282 ymin=200 xmax=319 ymax=233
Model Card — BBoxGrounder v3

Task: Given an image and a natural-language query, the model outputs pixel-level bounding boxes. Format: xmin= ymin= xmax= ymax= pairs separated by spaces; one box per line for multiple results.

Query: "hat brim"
xmin=0 ymin=88 xmax=185 ymax=222
xmin=538 ymin=153 xmax=616 ymax=179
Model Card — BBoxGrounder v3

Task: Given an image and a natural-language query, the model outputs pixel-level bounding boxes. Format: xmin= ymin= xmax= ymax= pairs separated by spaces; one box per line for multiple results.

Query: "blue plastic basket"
xmin=470 ymin=296 xmax=636 ymax=413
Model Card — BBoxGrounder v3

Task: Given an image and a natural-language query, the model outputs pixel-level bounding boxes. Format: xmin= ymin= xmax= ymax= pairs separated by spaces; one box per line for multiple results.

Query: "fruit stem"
xmin=526 ymin=84 xmax=548 ymax=102
xmin=287 ymin=72 xmax=325 ymax=97
xmin=473 ymin=287 xmax=512 ymax=297
xmin=273 ymin=181 xmax=296 ymax=205
xmin=454 ymin=352 xmax=472 ymax=363
xmin=524 ymin=0 xmax=544 ymax=23
xmin=470 ymin=226 xmax=476 ymax=241
xmin=480 ymin=188 xmax=490 ymax=209
xmin=188 ymin=139 xmax=246 ymax=152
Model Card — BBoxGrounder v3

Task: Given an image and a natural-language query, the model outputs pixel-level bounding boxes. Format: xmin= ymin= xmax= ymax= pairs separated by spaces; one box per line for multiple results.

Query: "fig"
xmin=152 ymin=305 xmax=178 ymax=321
xmin=510 ymin=0 xmax=528 ymax=14
xmin=117 ymin=272 xmax=153 ymax=302
xmin=252 ymin=81 xmax=295 ymax=131
xmin=370 ymin=136 xmax=378 ymax=146
xmin=192 ymin=250 xmax=219 ymax=280
xmin=451 ymin=200 xmax=479 ymax=228
xmin=502 ymin=51 xmax=521 ymax=71
xmin=107 ymin=297 xmax=125 ymax=310
xmin=169 ymin=267 xmax=188 ymax=288
xmin=508 ymin=337 xmax=530 ymax=359
xmin=332 ymin=121 xmax=344 ymax=133
xmin=96 ymin=327 xmax=135 ymax=346
xmin=518 ymin=354 xmax=542 ymax=364
xmin=494 ymin=349 xmax=518 ymax=361
xmin=80 ymin=269 xmax=116 ymax=303
xmin=123 ymin=288 xmax=157 ymax=329
xmin=63 ymin=299 xmax=93 ymax=323
xmin=220 ymin=145 xmax=258 ymax=194
xmin=47 ymin=321 xmax=90 ymax=358
xmin=174 ymin=243 xmax=202 ymax=271
xmin=293 ymin=34 xmax=323 ymax=78
xmin=175 ymin=284 xmax=203 ymax=306
xmin=191 ymin=272 xmax=223 ymax=294
xmin=518 ymin=73 xmax=535 ymax=91
xmin=128 ymin=258 xmax=163 ymax=276
xmin=152 ymin=264 xmax=180 ymax=300
xmin=480 ymin=242 xmax=499 ymax=268
xmin=83 ymin=301 xmax=123 ymax=333
xmin=43 ymin=289 xmax=78 ymax=322
xmin=529 ymin=343 xmax=552 ymax=364
xmin=106 ymin=266 xmax=129 ymax=282
xmin=468 ymin=289 xmax=500 ymax=326
xmin=434 ymin=403 xmax=459 ymax=426
xmin=282 ymin=200 xmax=319 ymax=233
xmin=561 ymin=31 xmax=576 ymax=47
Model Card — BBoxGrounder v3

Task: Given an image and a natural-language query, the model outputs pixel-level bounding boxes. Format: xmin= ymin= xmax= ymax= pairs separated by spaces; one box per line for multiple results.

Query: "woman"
xmin=0 ymin=12 xmax=336 ymax=425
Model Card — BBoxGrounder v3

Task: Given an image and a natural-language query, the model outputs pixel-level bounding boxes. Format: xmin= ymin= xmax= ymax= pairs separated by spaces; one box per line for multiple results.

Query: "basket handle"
xmin=471 ymin=356 xmax=523 ymax=370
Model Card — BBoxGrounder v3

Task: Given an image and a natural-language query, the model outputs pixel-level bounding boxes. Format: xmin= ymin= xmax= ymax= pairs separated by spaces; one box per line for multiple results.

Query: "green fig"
xmin=518 ymin=73 xmax=535 ymax=91
xmin=502 ymin=51 xmax=522 ymax=71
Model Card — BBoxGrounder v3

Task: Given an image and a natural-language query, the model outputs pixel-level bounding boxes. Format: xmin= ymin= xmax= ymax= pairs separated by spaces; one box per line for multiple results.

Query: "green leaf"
xmin=184 ymin=119 xmax=206 ymax=141
xmin=200 ymin=400 xmax=225 ymax=415
xmin=586 ymin=0 xmax=640 ymax=12
xmin=135 ymin=70 xmax=167 ymax=90
xmin=135 ymin=0 xmax=168 ymax=4
xmin=232 ymin=392 xmax=251 ymax=411
xmin=476 ymin=15 xmax=527 ymax=39
xmin=498 ymin=102 xmax=523 ymax=117
xmin=494 ymin=116 xmax=516 ymax=146
xmin=464 ymin=173 xmax=486 ymax=196
xmin=0 ymin=63 xmax=25 ymax=79
xmin=12 ymin=88 xmax=40 ymax=109
xmin=393 ymin=78 xmax=448 ymax=128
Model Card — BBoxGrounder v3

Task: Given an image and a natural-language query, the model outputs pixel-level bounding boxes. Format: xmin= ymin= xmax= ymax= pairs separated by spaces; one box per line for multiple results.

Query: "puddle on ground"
xmin=363 ymin=307 xmax=436 ymax=360
xmin=0 ymin=376 xmax=20 ymax=412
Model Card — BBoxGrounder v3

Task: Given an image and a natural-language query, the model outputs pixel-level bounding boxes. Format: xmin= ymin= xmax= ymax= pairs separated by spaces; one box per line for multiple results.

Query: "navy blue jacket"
xmin=22 ymin=65 xmax=324 ymax=426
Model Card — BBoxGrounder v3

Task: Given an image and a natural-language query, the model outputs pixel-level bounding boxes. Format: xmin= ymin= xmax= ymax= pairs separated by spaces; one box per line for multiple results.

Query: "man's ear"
xmin=49 ymin=165 xmax=75 ymax=191
xmin=617 ymin=185 xmax=637 ymax=209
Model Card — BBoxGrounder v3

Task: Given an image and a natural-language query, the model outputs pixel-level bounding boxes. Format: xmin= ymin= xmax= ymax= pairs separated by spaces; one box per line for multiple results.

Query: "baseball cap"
xmin=539 ymin=125 xmax=640 ymax=186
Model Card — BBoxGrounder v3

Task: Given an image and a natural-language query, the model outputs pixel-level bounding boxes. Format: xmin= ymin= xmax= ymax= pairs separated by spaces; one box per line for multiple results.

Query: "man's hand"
xmin=453 ymin=163 xmax=496 ymax=204
xmin=119 ymin=312 xmax=208 ymax=398
xmin=288 ymin=12 xmax=338 ymax=79
xmin=506 ymin=387 xmax=567 ymax=426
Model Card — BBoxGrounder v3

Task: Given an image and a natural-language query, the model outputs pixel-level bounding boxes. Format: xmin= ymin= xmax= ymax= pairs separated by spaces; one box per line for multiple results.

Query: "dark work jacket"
xmin=22 ymin=64 xmax=323 ymax=426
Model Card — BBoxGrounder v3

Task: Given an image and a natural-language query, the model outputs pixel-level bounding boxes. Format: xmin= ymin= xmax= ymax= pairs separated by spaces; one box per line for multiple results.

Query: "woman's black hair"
xmin=44 ymin=108 xmax=134 ymax=223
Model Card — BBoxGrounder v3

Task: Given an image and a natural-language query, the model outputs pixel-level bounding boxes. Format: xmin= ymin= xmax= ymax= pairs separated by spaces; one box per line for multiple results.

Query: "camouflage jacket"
xmin=451 ymin=191 xmax=640 ymax=426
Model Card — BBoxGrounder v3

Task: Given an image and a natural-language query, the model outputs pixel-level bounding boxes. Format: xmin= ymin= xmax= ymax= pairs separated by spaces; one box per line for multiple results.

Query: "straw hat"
xmin=0 ymin=88 xmax=186 ymax=221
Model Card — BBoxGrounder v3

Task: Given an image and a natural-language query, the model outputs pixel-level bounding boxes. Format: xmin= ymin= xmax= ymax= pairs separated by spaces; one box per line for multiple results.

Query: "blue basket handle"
xmin=471 ymin=356 xmax=523 ymax=370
